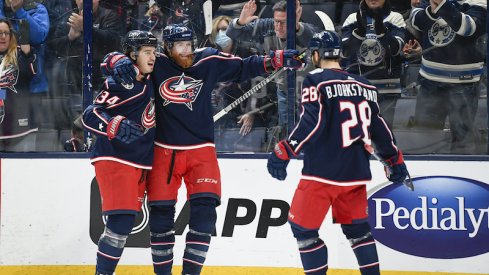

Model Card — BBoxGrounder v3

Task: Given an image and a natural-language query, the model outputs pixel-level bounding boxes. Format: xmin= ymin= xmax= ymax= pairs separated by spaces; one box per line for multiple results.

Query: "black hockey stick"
xmin=213 ymin=51 xmax=307 ymax=122
xmin=364 ymin=143 xmax=415 ymax=191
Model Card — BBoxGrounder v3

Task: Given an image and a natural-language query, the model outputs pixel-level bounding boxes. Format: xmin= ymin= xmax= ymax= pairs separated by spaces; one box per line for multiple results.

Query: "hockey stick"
xmin=203 ymin=0 xmax=212 ymax=35
xmin=364 ymin=143 xmax=415 ymax=191
xmin=213 ymin=51 xmax=306 ymax=122
xmin=213 ymin=68 xmax=285 ymax=122
xmin=237 ymin=101 xmax=276 ymax=119
xmin=314 ymin=10 xmax=335 ymax=31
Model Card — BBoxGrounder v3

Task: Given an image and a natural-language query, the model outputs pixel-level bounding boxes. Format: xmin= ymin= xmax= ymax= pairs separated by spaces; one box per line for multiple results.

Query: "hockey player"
xmin=410 ymin=0 xmax=487 ymax=153
xmin=103 ymin=24 xmax=304 ymax=275
xmin=267 ymin=31 xmax=409 ymax=275
xmin=82 ymin=30 xmax=157 ymax=275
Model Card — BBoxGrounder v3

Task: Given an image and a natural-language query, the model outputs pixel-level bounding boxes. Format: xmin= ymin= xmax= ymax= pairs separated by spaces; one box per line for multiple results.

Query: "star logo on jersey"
xmin=159 ymin=73 xmax=203 ymax=110
xmin=290 ymin=140 xmax=298 ymax=146
xmin=98 ymin=123 xmax=104 ymax=131
xmin=0 ymin=64 xmax=19 ymax=93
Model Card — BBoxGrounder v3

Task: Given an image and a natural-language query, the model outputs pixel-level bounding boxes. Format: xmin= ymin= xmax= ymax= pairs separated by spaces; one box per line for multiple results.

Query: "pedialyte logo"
xmin=368 ymin=176 xmax=489 ymax=259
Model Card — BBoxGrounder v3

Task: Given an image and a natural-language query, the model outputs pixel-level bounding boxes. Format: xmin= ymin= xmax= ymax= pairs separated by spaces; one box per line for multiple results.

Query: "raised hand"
xmin=238 ymin=0 xmax=258 ymax=26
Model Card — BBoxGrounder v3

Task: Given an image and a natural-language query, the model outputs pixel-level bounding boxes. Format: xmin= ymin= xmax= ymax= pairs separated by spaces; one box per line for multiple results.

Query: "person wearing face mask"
xmin=226 ymin=0 xmax=318 ymax=139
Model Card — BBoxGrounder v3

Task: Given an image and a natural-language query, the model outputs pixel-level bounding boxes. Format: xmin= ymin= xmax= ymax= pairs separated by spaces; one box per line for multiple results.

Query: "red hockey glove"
xmin=384 ymin=150 xmax=408 ymax=184
xmin=269 ymin=49 xmax=304 ymax=70
xmin=100 ymin=52 xmax=137 ymax=85
xmin=267 ymin=140 xmax=295 ymax=181
xmin=107 ymin=115 xmax=144 ymax=144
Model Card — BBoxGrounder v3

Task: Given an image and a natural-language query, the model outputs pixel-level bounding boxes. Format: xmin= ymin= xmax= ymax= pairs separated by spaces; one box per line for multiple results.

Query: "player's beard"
xmin=171 ymin=53 xmax=194 ymax=68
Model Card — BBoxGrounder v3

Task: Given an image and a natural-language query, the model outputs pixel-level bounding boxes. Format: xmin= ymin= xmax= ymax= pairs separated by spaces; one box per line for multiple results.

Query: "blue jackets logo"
xmin=159 ymin=73 xmax=203 ymax=110
xmin=368 ymin=176 xmax=489 ymax=259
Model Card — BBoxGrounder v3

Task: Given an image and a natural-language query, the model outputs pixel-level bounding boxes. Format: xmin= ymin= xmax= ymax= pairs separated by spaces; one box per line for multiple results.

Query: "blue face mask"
xmin=215 ymin=30 xmax=232 ymax=48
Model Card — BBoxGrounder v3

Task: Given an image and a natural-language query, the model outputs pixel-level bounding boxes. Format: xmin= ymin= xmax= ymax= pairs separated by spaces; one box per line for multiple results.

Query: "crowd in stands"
xmin=0 ymin=0 xmax=486 ymax=154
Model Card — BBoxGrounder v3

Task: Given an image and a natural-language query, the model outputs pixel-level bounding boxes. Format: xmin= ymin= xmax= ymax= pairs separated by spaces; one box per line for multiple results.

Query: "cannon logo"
xmin=368 ymin=176 xmax=489 ymax=259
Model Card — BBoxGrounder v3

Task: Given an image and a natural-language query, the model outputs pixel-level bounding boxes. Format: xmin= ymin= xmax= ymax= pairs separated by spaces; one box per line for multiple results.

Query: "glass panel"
xmin=5 ymin=1 xmax=482 ymax=155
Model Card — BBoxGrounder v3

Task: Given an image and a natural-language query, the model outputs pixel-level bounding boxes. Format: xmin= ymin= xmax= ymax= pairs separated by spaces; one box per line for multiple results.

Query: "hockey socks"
xmin=299 ymin=238 xmax=328 ymax=274
xmin=291 ymin=223 xmax=328 ymax=275
xmin=182 ymin=198 xmax=218 ymax=274
xmin=182 ymin=229 xmax=211 ymax=274
xmin=151 ymin=230 xmax=175 ymax=275
xmin=96 ymin=214 xmax=135 ymax=274
xmin=342 ymin=223 xmax=380 ymax=275
xmin=150 ymin=205 xmax=176 ymax=275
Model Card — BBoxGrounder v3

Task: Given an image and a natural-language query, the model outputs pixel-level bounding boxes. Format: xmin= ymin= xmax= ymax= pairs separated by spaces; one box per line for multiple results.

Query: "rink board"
xmin=0 ymin=158 xmax=488 ymax=275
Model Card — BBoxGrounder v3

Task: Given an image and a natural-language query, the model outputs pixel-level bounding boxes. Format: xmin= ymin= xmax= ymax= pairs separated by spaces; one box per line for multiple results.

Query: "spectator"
xmin=141 ymin=0 xmax=165 ymax=41
xmin=47 ymin=0 xmax=122 ymax=129
xmin=209 ymin=15 xmax=272 ymax=136
xmin=410 ymin=0 xmax=487 ymax=153
xmin=226 ymin=0 xmax=317 ymax=138
xmin=341 ymin=0 xmax=406 ymax=129
xmin=0 ymin=18 xmax=37 ymax=151
xmin=0 ymin=0 xmax=49 ymax=130
xmin=156 ymin=0 xmax=249 ymax=46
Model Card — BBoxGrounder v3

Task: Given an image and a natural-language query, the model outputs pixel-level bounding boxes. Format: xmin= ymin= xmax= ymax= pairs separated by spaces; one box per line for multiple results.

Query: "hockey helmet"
xmin=122 ymin=30 xmax=158 ymax=53
xmin=308 ymin=30 xmax=342 ymax=59
xmin=162 ymin=24 xmax=194 ymax=48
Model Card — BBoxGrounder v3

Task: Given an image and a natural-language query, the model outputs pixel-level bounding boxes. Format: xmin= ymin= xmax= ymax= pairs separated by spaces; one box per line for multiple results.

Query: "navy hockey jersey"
xmin=286 ymin=68 xmax=399 ymax=184
xmin=341 ymin=11 xmax=406 ymax=93
xmin=411 ymin=0 xmax=487 ymax=83
xmin=82 ymin=75 xmax=156 ymax=169
xmin=0 ymin=47 xmax=38 ymax=139
xmin=151 ymin=47 xmax=267 ymax=149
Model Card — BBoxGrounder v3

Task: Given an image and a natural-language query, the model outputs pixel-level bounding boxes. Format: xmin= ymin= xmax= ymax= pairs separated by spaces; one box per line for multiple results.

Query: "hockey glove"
xmin=101 ymin=52 xmax=137 ymax=85
xmin=267 ymin=140 xmax=295 ymax=181
xmin=270 ymin=49 xmax=304 ymax=70
xmin=107 ymin=115 xmax=144 ymax=144
xmin=384 ymin=150 xmax=408 ymax=184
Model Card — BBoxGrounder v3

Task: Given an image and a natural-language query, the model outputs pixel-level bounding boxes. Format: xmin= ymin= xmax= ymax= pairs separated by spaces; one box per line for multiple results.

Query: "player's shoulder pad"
xmin=193 ymin=47 xmax=219 ymax=60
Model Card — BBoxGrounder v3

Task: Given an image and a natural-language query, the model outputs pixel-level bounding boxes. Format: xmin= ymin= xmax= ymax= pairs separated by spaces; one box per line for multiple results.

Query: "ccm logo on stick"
xmin=368 ymin=176 xmax=489 ymax=259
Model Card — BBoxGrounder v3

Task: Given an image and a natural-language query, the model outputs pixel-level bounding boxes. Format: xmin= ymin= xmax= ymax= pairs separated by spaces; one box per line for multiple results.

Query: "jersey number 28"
xmin=339 ymin=101 xmax=371 ymax=147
